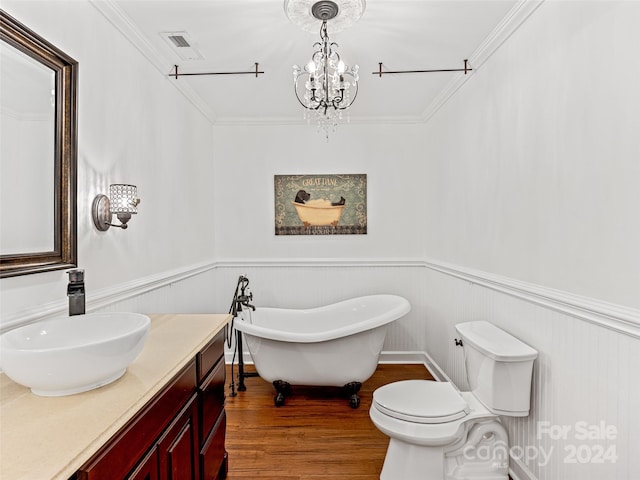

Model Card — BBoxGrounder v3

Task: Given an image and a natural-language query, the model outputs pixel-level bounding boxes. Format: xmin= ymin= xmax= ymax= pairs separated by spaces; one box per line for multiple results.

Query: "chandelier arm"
xmin=310 ymin=88 xmax=320 ymax=104
xmin=293 ymin=81 xmax=317 ymax=110
xmin=332 ymin=88 xmax=345 ymax=108
xmin=334 ymin=81 xmax=358 ymax=110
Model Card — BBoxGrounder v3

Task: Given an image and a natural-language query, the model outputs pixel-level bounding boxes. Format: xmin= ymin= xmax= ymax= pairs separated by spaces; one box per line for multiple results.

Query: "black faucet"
xmin=230 ymin=275 xmax=255 ymax=315
xmin=236 ymin=275 xmax=255 ymax=312
xmin=67 ymin=269 xmax=85 ymax=316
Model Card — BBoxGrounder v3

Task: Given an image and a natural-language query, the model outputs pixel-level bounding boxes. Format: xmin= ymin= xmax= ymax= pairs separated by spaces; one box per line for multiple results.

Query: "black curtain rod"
xmin=373 ymin=60 xmax=472 ymax=77
xmin=169 ymin=63 xmax=264 ymax=79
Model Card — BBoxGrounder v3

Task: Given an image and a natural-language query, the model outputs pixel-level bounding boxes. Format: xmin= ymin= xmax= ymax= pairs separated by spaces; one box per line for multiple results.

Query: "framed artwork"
xmin=274 ymin=174 xmax=367 ymax=235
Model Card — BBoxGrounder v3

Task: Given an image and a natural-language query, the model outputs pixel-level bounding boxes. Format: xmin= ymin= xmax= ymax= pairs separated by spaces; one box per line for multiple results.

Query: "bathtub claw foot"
xmin=344 ymin=382 xmax=362 ymax=409
xmin=273 ymin=380 xmax=291 ymax=407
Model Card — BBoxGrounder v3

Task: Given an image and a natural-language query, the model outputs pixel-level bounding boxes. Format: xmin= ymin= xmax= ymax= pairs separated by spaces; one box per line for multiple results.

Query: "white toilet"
xmin=370 ymin=321 xmax=537 ymax=480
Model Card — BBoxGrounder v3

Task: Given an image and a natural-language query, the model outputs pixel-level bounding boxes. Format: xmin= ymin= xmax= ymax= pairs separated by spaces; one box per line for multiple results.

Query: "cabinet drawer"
xmin=200 ymin=411 xmax=226 ymax=480
xmin=78 ymin=361 xmax=197 ymax=480
xmin=199 ymin=358 xmax=225 ymax=440
xmin=197 ymin=329 xmax=225 ymax=383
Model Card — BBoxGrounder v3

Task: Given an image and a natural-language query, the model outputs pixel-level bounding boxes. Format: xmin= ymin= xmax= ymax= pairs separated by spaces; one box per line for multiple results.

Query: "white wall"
xmin=421 ymin=0 xmax=640 ymax=309
xmin=211 ymin=122 xmax=428 ymax=260
xmin=419 ymin=2 xmax=640 ymax=479
xmin=209 ymin=122 xmax=430 ymax=352
xmin=0 ymin=0 xmax=216 ymax=328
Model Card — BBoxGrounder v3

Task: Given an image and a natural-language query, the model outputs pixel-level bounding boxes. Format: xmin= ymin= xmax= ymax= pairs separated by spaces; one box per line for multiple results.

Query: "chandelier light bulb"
xmin=307 ymin=61 xmax=317 ymax=73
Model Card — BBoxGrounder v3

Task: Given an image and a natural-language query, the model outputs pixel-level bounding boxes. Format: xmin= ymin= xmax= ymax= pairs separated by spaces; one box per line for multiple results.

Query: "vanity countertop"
xmin=0 ymin=313 xmax=231 ymax=480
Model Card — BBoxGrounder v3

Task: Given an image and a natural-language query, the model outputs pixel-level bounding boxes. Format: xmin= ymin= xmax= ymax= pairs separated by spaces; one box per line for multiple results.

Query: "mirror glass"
xmin=1 ymin=43 xmax=56 ymax=254
xmin=0 ymin=11 xmax=77 ymax=277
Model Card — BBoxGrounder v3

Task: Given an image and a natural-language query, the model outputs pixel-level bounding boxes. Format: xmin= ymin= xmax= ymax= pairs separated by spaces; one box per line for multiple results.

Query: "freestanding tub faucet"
xmin=67 ymin=269 xmax=85 ymax=316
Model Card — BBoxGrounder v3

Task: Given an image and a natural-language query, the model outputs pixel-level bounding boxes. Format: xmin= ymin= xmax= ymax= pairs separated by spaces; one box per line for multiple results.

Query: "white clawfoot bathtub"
xmin=234 ymin=294 xmax=411 ymax=407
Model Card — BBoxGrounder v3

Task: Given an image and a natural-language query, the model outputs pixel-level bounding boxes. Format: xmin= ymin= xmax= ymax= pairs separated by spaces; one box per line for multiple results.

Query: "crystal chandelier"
xmin=292 ymin=1 xmax=360 ymax=138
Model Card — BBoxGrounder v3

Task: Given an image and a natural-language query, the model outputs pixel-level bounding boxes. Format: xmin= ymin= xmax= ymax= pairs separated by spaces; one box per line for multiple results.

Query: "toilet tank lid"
xmin=455 ymin=321 xmax=538 ymax=362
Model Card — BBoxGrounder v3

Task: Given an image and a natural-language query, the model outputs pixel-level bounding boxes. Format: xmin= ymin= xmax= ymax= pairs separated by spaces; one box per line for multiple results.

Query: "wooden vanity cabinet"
xmin=196 ymin=328 xmax=228 ymax=479
xmin=75 ymin=329 xmax=227 ymax=480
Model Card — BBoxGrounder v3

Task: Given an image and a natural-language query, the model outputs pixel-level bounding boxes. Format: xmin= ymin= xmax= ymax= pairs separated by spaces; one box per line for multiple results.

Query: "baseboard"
xmin=421 ymin=350 xmax=454 ymax=383
xmin=378 ymin=350 xmax=429 ymax=365
xmin=224 ymin=349 xmax=439 ymax=378
xmin=225 ymin=349 xmax=253 ymax=366
xmin=224 ymin=350 xmax=432 ymax=367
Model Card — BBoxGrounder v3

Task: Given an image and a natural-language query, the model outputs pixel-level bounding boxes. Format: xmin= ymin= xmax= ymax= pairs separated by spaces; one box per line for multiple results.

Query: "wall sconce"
xmin=92 ymin=184 xmax=140 ymax=231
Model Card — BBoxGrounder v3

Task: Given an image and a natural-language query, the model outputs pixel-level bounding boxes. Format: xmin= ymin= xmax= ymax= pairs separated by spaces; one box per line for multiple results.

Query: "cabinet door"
xmin=158 ymin=394 xmax=199 ymax=480
xmin=200 ymin=412 xmax=227 ymax=480
xmin=128 ymin=448 xmax=159 ymax=480
xmin=199 ymin=358 xmax=225 ymax=442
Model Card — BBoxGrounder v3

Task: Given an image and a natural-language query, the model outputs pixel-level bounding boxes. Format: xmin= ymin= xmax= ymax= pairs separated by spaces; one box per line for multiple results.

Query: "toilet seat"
xmin=373 ymin=380 xmax=470 ymax=424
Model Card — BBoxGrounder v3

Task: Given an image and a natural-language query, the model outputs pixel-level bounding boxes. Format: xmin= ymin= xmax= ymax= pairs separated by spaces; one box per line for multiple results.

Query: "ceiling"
xmin=106 ymin=0 xmax=519 ymax=124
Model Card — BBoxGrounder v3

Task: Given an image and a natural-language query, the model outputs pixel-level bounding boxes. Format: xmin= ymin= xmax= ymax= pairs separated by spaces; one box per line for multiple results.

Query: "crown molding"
xmin=212 ymin=114 xmax=425 ymax=127
xmin=90 ymin=0 xmax=542 ymax=128
xmin=420 ymin=0 xmax=544 ymax=123
xmin=88 ymin=0 xmax=217 ymax=124
xmin=213 ymin=258 xmax=425 ymax=269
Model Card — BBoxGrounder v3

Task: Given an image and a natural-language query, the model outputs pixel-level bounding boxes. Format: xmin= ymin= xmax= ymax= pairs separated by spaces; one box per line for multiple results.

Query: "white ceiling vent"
xmin=160 ymin=31 xmax=204 ymax=61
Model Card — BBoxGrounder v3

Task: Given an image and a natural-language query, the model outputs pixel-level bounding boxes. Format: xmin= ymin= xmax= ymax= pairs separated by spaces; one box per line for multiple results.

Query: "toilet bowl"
xmin=370 ymin=321 xmax=537 ymax=480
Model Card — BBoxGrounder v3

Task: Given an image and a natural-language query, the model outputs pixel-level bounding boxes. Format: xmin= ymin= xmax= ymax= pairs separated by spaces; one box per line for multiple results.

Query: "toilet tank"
xmin=456 ymin=321 xmax=537 ymax=417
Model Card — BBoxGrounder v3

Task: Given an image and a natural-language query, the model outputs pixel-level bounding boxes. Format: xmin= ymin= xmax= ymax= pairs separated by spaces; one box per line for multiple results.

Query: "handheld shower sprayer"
xmin=227 ymin=275 xmax=259 ymax=397
xmin=237 ymin=276 xmax=255 ymax=312
xmin=230 ymin=275 xmax=254 ymax=316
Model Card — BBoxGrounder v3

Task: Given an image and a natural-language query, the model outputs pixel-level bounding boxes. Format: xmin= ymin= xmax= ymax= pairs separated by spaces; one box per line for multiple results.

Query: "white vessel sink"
xmin=0 ymin=312 xmax=150 ymax=396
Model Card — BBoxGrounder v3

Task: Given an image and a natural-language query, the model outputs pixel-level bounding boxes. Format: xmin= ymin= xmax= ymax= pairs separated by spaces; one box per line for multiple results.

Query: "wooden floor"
xmin=224 ymin=364 xmax=433 ymax=479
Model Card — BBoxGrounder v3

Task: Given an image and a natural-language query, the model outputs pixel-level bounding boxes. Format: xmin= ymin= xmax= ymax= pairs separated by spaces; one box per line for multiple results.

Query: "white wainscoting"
xmin=210 ymin=260 xmax=428 ymax=354
xmin=421 ymin=265 xmax=639 ymax=480
xmin=4 ymin=258 xmax=638 ymax=480
xmin=0 ymin=261 xmax=219 ymax=334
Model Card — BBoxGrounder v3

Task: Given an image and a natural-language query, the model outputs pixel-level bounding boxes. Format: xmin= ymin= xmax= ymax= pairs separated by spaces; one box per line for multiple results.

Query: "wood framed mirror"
xmin=0 ymin=10 xmax=78 ymax=278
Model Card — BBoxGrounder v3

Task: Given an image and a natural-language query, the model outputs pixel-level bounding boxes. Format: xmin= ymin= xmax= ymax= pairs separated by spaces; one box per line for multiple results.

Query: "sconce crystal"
xmin=92 ymin=184 xmax=140 ymax=231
